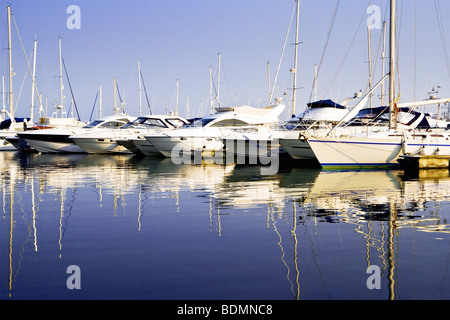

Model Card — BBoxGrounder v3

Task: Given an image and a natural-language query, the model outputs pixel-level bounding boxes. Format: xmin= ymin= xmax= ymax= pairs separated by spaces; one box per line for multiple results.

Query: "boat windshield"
xmin=83 ymin=120 xmax=103 ymax=128
xmin=166 ymin=118 xmax=187 ymax=128
xmin=190 ymin=118 xmax=216 ymax=127
xmin=121 ymin=118 xmax=168 ymax=129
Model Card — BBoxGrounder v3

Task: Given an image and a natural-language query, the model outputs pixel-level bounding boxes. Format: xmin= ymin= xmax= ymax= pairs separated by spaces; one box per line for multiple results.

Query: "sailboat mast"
xmin=58 ymin=37 xmax=64 ymax=115
xmin=30 ymin=39 xmax=37 ymax=124
xmin=7 ymin=6 xmax=13 ymax=117
xmin=217 ymin=53 xmax=221 ymax=108
xmin=267 ymin=61 xmax=271 ymax=103
xmin=291 ymin=0 xmax=300 ymax=117
xmin=138 ymin=59 xmax=142 ymax=116
xmin=2 ymin=76 xmax=5 ymax=112
xmin=113 ymin=77 xmax=117 ymax=114
xmin=381 ymin=21 xmax=387 ymax=107
xmin=389 ymin=0 xmax=397 ymax=129
xmin=176 ymin=79 xmax=179 ymax=115
xmin=367 ymin=25 xmax=373 ymax=109
xmin=209 ymin=66 xmax=213 ymax=114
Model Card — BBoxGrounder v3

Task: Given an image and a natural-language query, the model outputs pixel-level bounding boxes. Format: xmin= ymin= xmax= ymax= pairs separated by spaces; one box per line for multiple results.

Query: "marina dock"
xmin=399 ymin=155 xmax=450 ymax=170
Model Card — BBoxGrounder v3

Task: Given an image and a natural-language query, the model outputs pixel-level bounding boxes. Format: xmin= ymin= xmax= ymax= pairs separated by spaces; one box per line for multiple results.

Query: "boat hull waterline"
xmin=307 ymin=134 xmax=450 ymax=169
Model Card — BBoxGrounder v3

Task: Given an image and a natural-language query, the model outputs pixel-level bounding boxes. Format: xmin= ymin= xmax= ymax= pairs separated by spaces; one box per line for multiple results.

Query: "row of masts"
xmin=4 ymin=0 xmax=398 ymax=125
xmin=291 ymin=0 xmax=397 ymax=128
xmin=2 ymin=1 xmax=311 ymax=123
xmin=3 ymin=5 xmax=139 ymax=124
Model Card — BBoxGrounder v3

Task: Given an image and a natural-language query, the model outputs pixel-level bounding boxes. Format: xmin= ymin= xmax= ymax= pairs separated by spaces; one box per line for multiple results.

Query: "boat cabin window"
xmin=99 ymin=121 xmax=128 ymax=128
xmin=210 ymin=119 xmax=250 ymax=127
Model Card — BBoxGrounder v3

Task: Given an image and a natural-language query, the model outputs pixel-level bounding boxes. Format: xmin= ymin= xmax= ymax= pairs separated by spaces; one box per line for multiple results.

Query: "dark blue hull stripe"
xmin=308 ymin=139 xmax=450 ymax=148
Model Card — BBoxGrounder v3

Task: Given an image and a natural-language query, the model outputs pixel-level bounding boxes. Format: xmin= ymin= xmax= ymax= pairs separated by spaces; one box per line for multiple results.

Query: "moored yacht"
xmin=221 ymin=99 xmax=353 ymax=160
xmin=279 ymin=102 xmax=441 ymax=161
xmin=69 ymin=114 xmax=189 ymax=154
xmin=17 ymin=114 xmax=135 ymax=153
xmin=145 ymin=104 xmax=286 ymax=158
xmin=305 ymin=0 xmax=450 ymax=169
xmin=306 ymin=104 xmax=450 ymax=169
xmin=0 ymin=113 xmax=31 ymax=151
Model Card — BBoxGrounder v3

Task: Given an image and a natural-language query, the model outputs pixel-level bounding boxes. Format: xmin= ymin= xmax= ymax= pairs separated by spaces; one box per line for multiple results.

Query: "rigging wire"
xmin=299 ymin=0 xmax=316 ymax=71
xmin=11 ymin=10 xmax=43 ymax=115
xmin=122 ymin=62 xmax=137 ymax=110
xmin=308 ymin=0 xmax=340 ymax=103
xmin=322 ymin=0 xmax=372 ymax=100
xmin=364 ymin=18 xmax=384 ymax=97
xmin=434 ymin=0 xmax=450 ymax=82
xmin=89 ymin=91 xmax=98 ymax=121
xmin=219 ymin=58 xmax=234 ymax=107
xmin=115 ymin=79 xmax=125 ymax=113
xmin=61 ymin=57 xmax=81 ymax=121
xmin=140 ymin=70 xmax=152 ymax=115
xmin=269 ymin=2 xmax=296 ymax=104
xmin=14 ymin=64 xmax=27 ymax=114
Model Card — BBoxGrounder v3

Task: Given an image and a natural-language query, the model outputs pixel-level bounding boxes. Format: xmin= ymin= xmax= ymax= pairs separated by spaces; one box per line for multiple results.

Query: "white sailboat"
xmin=280 ymin=96 xmax=449 ymax=161
xmin=305 ymin=0 xmax=450 ymax=169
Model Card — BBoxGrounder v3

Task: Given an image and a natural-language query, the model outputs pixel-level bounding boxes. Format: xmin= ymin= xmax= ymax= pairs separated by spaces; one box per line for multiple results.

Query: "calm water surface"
xmin=1 ymin=151 xmax=449 ymax=300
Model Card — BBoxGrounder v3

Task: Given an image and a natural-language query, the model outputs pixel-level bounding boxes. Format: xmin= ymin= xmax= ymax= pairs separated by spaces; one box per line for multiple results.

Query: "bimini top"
xmin=307 ymin=100 xmax=347 ymax=110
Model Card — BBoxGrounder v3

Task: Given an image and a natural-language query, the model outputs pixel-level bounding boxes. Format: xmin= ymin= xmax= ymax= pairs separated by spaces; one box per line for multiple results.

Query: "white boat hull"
xmin=25 ymin=139 xmax=85 ymax=153
xmin=71 ymin=137 xmax=132 ymax=154
xmin=146 ymin=135 xmax=224 ymax=158
xmin=307 ymin=132 xmax=450 ymax=169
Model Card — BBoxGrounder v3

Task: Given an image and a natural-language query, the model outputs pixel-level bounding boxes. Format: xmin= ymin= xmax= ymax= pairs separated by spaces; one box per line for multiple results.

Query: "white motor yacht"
xmin=17 ymin=114 xmax=135 ymax=153
xmin=145 ymin=104 xmax=286 ymax=158
xmin=221 ymin=99 xmax=350 ymax=160
xmin=69 ymin=114 xmax=190 ymax=154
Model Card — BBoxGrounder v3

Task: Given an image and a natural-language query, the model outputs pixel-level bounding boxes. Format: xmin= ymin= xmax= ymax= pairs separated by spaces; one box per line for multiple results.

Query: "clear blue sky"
xmin=2 ymin=0 xmax=450 ymax=121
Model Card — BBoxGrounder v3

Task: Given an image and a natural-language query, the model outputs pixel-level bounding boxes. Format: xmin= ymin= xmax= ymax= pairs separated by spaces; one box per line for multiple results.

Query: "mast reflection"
xmin=2 ymin=152 xmax=449 ymax=299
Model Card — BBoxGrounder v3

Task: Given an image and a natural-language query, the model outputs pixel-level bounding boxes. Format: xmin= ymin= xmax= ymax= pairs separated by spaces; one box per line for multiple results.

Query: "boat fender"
xmin=401 ymin=139 xmax=408 ymax=155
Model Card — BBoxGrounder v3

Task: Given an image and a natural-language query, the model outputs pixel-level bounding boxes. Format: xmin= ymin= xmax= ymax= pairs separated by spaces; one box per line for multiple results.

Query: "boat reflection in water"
xmin=1 ymin=152 xmax=449 ymax=300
